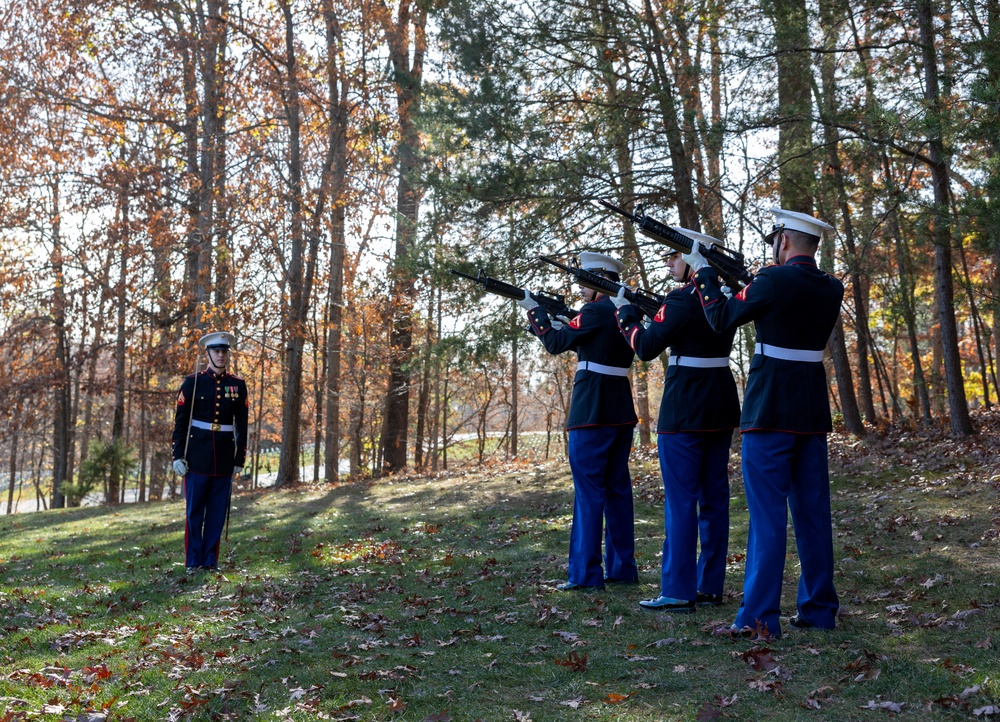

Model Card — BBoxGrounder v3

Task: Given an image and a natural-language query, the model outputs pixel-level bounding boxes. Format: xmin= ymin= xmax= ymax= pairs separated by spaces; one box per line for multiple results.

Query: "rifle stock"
xmin=598 ymin=200 xmax=754 ymax=289
xmin=538 ymin=255 xmax=664 ymax=319
xmin=450 ymin=268 xmax=576 ymax=319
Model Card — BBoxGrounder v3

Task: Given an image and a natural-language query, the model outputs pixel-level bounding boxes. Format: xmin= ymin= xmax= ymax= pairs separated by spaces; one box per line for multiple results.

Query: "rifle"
xmin=598 ymin=200 xmax=754 ymax=289
xmin=450 ymin=268 xmax=576 ymax=319
xmin=538 ymin=255 xmax=664 ymax=319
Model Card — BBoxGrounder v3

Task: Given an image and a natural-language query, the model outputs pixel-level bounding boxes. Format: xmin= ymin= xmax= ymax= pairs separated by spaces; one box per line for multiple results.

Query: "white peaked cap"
xmin=579 ymin=251 xmax=625 ymax=274
xmin=668 ymin=227 xmax=724 ymax=254
xmin=199 ymin=331 xmax=237 ymax=350
xmin=765 ymin=207 xmax=835 ymax=244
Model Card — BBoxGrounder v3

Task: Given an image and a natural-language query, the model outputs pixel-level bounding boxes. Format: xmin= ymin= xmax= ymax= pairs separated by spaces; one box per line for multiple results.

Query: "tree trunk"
xmin=916 ymin=0 xmax=974 ymax=435
xmin=6 ymin=429 xmax=17 ymax=515
xmin=766 ymin=0 xmax=815 ymax=211
xmin=380 ymin=0 xmax=428 ymax=475
xmin=640 ymin=0 xmax=699 ymax=228
xmin=321 ymin=0 xmax=350 ymax=487
xmin=108 ymin=177 xmax=130 ymax=506
xmin=50 ymin=180 xmax=70 ymax=510
xmin=314 ymin=305 xmax=324 ymax=483
xmin=815 ymin=0 xmax=865 ymax=433
xmin=430 ymin=287 xmax=442 ymax=471
xmin=957 ymin=239 xmax=992 ymax=407
xmin=276 ymin=0 xmax=309 ymax=486
xmin=414 ymin=307 xmax=434 ymax=469
xmin=324 ymin=211 xmax=345 ymax=485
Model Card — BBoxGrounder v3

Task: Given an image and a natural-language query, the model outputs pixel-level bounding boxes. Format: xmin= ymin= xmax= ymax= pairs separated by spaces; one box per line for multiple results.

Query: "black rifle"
xmin=598 ymin=200 xmax=754 ymax=289
xmin=538 ymin=255 xmax=664 ymax=319
xmin=450 ymin=268 xmax=576 ymax=319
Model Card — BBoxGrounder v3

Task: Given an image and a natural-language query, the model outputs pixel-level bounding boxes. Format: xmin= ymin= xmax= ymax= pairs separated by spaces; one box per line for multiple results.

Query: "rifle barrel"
xmin=539 ymin=255 xmax=663 ymax=319
xmin=597 ymin=200 xmax=753 ymax=289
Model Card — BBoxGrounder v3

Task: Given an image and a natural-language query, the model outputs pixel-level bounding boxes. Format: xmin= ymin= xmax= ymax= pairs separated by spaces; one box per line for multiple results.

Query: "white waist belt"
xmin=577 ymin=360 xmax=630 ymax=377
xmin=668 ymin=355 xmax=730 ymax=368
xmin=191 ymin=419 xmax=235 ymax=432
xmin=755 ymin=342 xmax=824 ymax=363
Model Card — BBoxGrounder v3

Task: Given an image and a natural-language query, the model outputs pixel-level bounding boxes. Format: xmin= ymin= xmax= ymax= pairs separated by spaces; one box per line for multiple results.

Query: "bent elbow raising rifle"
xmin=537 ymin=255 xmax=664 ymax=319
xmin=597 ymin=200 xmax=754 ymax=290
xmin=449 ymin=268 xmax=576 ymax=319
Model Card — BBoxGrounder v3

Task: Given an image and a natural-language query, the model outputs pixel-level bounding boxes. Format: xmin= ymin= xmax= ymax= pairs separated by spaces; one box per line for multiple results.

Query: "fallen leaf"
xmin=647 ymin=638 xmax=678 ymax=647
xmin=742 ymin=647 xmax=779 ymax=672
xmin=749 ymin=678 xmax=783 ymax=695
xmin=860 ymin=700 xmax=903 ymax=712
xmin=554 ymin=651 xmax=588 ymax=671
xmin=422 ymin=712 xmax=452 ymax=722
xmin=952 ymin=609 xmax=984 ymax=620
xmin=559 ymin=697 xmax=584 ymax=709
xmin=604 ymin=692 xmax=633 ymax=704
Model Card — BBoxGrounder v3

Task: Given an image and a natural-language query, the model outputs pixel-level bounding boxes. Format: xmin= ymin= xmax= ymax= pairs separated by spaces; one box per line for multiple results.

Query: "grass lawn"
xmin=1 ymin=421 xmax=999 ymax=721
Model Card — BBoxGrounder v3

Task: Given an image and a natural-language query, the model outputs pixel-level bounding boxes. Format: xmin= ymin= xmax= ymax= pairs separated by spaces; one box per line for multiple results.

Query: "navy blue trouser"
xmin=184 ymin=473 xmax=232 ymax=568
xmin=734 ymin=431 xmax=839 ymax=636
xmin=566 ymin=425 xmax=638 ymax=586
xmin=656 ymin=430 xmax=732 ymax=601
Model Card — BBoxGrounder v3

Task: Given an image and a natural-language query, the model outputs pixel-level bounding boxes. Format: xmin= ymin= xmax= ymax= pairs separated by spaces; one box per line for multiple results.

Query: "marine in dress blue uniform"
xmin=612 ymin=231 xmax=740 ymax=613
xmin=519 ymin=252 xmax=639 ymax=590
xmin=684 ymin=208 xmax=845 ymax=638
xmin=171 ymin=332 xmax=250 ymax=571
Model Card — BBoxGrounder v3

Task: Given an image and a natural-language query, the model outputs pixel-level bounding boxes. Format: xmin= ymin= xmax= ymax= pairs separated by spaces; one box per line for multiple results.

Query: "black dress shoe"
xmin=696 ymin=592 xmax=724 ymax=607
xmin=603 ymin=576 xmax=639 ymax=585
xmin=789 ymin=615 xmax=832 ymax=630
xmin=557 ymin=581 xmax=604 ymax=592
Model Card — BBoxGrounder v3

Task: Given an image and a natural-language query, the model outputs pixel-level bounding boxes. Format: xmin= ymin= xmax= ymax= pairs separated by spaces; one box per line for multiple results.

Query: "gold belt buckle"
xmin=211 ymin=423 xmax=221 ymax=432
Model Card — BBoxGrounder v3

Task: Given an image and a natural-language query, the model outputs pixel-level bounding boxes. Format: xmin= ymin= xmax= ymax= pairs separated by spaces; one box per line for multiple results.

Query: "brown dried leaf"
xmin=742 ymin=647 xmax=779 ymax=672
xmin=554 ymin=651 xmax=588 ymax=671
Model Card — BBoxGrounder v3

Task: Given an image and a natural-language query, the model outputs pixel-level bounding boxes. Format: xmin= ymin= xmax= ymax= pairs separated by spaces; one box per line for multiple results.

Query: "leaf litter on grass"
xmin=3 ymin=421 xmax=1000 ymax=719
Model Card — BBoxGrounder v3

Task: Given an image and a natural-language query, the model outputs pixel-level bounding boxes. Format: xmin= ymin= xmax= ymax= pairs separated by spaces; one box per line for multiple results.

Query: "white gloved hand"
xmin=173 ymin=458 xmax=188 ymax=476
xmin=516 ymin=291 xmax=539 ymax=311
xmin=611 ymin=286 xmax=631 ymax=309
xmin=550 ymin=317 xmax=565 ymax=330
xmin=682 ymin=241 xmax=708 ymax=274
xmin=232 ymin=466 xmax=243 ymax=477
xmin=720 ymin=285 xmax=733 ymax=299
